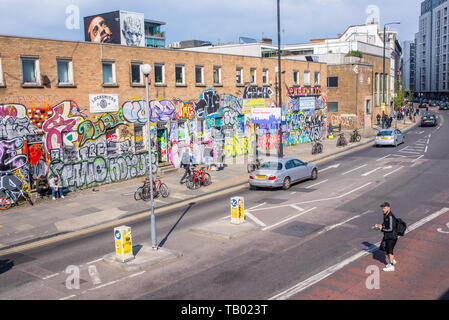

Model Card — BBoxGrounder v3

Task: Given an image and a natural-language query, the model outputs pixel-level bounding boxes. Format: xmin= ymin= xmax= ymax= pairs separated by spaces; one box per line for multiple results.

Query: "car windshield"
xmin=378 ymin=131 xmax=394 ymax=136
xmin=259 ymin=161 xmax=282 ymax=171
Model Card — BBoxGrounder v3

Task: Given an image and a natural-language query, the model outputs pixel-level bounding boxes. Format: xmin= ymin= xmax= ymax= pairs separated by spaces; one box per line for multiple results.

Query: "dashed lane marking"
xmin=262 ymin=207 xmax=317 ymax=231
xmin=383 ymin=166 xmax=404 ymax=177
xmin=342 ymin=164 xmax=368 ymax=176
xmin=306 ymin=179 xmax=328 ymax=189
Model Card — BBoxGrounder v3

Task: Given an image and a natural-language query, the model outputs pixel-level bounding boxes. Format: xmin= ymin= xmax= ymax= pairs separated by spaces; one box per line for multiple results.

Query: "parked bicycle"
xmin=134 ymin=176 xmax=169 ymax=202
xmin=336 ymin=133 xmax=348 ymax=147
xmin=0 ymin=187 xmax=34 ymax=210
xmin=350 ymin=129 xmax=362 ymax=143
xmin=247 ymin=158 xmax=261 ymax=173
xmin=311 ymin=140 xmax=324 ymax=155
xmin=186 ymin=166 xmax=212 ymax=190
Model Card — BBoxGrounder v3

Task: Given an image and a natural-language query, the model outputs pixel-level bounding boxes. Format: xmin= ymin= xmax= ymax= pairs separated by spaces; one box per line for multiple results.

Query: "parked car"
xmin=375 ymin=129 xmax=405 ymax=147
xmin=440 ymin=102 xmax=449 ymax=110
xmin=248 ymin=158 xmax=318 ymax=190
xmin=421 ymin=113 xmax=438 ymax=127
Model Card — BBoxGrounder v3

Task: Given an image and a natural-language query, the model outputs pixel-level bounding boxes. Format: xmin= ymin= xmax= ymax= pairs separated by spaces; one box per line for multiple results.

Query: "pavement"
xmin=0 ymin=119 xmax=419 ymax=252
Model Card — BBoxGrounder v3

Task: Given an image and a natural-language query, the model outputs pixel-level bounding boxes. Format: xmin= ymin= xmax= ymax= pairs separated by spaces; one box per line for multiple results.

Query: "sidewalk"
xmin=0 ymin=120 xmax=419 ymax=251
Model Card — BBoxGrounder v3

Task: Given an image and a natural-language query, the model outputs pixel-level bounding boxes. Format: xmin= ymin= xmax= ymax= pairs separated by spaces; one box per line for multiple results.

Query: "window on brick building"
xmin=304 ymin=70 xmax=311 ymax=86
xmin=327 ymin=76 xmax=338 ymax=88
xmin=0 ymin=57 xmax=3 ymax=85
xmin=314 ymin=72 xmax=320 ymax=86
xmin=130 ymin=62 xmax=143 ymax=85
xmin=21 ymin=57 xmax=40 ymax=85
xmin=366 ymin=100 xmax=371 ymax=114
xmin=293 ymin=70 xmax=299 ymax=85
xmin=327 ymin=102 xmax=338 ymax=113
xmin=57 ymin=59 xmax=74 ymax=85
xmin=213 ymin=66 xmax=222 ymax=85
xmin=175 ymin=64 xmax=185 ymax=85
xmin=154 ymin=63 xmax=165 ymax=84
xmin=236 ymin=67 xmax=243 ymax=85
xmin=102 ymin=61 xmax=116 ymax=85
xmin=263 ymin=68 xmax=269 ymax=85
xmin=250 ymin=68 xmax=257 ymax=84
xmin=195 ymin=65 xmax=204 ymax=84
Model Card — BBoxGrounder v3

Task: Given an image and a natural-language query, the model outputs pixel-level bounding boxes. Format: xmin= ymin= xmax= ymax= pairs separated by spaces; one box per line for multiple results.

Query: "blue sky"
xmin=0 ymin=0 xmax=421 ymax=45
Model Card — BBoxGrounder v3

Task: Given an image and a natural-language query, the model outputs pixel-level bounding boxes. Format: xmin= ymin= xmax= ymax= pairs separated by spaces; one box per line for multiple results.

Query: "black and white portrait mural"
xmin=120 ymin=11 xmax=145 ymax=47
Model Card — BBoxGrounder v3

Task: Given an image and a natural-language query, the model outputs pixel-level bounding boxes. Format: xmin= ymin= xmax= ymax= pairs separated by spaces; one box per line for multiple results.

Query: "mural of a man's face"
xmin=122 ymin=16 xmax=143 ymax=46
xmin=88 ymin=16 xmax=113 ymax=43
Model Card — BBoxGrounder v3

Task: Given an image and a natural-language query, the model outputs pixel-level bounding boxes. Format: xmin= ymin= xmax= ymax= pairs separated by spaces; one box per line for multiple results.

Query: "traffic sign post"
xmin=114 ymin=226 xmax=134 ymax=263
xmin=231 ymin=197 xmax=245 ymax=225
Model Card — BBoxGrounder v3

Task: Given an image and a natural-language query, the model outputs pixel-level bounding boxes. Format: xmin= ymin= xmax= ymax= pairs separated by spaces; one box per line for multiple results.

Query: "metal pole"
xmin=383 ymin=25 xmax=386 ymax=110
xmin=277 ymin=0 xmax=283 ymax=158
xmin=145 ymin=74 xmax=157 ymax=250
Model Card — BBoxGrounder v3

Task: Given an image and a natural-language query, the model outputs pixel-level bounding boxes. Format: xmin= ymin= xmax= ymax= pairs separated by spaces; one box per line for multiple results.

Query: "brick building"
xmin=0 ymin=35 xmax=328 ymax=196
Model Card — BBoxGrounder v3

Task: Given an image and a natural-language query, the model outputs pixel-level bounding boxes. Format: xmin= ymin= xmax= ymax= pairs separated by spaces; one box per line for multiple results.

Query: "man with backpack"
xmin=375 ymin=202 xmax=406 ymax=272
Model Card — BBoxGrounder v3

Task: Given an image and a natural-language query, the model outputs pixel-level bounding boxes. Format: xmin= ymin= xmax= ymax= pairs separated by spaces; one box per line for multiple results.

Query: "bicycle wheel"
xmin=356 ymin=135 xmax=361 ymax=142
xmin=0 ymin=197 xmax=11 ymax=210
xmin=202 ymin=173 xmax=212 ymax=186
xmin=134 ymin=187 xmax=143 ymax=201
xmin=141 ymin=187 xmax=151 ymax=201
xmin=187 ymin=176 xmax=201 ymax=190
xmin=318 ymin=144 xmax=323 ymax=153
xmin=22 ymin=192 xmax=34 ymax=206
xmin=158 ymin=183 xmax=169 ymax=198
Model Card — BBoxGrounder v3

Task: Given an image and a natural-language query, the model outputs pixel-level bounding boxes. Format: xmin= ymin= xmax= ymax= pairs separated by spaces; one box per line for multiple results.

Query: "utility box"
xmin=114 ymin=226 xmax=134 ymax=263
xmin=231 ymin=197 xmax=245 ymax=224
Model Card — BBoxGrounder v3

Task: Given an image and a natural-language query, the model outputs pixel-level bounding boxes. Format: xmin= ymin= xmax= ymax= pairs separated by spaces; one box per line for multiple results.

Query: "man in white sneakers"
xmin=48 ymin=176 xmax=65 ymax=200
xmin=375 ymin=202 xmax=398 ymax=272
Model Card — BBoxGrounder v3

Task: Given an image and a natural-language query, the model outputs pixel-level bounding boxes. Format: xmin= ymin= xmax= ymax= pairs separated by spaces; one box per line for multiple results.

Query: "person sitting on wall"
xmin=48 ymin=176 xmax=65 ymax=200
xmin=36 ymin=176 xmax=49 ymax=198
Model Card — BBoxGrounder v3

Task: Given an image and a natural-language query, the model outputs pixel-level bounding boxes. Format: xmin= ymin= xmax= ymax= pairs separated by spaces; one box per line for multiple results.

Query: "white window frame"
xmin=314 ymin=71 xmax=320 ymax=86
xmin=263 ymin=68 xmax=269 ymax=85
xmin=175 ymin=64 xmax=185 ymax=85
xmin=102 ymin=60 xmax=116 ymax=85
xmin=293 ymin=70 xmax=299 ymax=85
xmin=213 ymin=66 xmax=222 ymax=85
xmin=56 ymin=58 xmax=74 ymax=85
xmin=304 ymin=70 xmax=311 ymax=86
xmin=236 ymin=67 xmax=243 ymax=85
xmin=250 ymin=68 xmax=257 ymax=85
xmin=0 ymin=57 xmax=3 ymax=85
xmin=21 ymin=57 xmax=40 ymax=85
xmin=195 ymin=65 xmax=204 ymax=85
xmin=154 ymin=63 xmax=165 ymax=85
xmin=130 ymin=61 xmax=144 ymax=86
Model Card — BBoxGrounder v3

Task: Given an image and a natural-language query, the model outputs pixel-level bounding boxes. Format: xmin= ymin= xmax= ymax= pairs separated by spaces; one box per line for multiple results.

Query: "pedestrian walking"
xmin=179 ymin=146 xmax=192 ymax=184
xmin=375 ymin=202 xmax=399 ymax=272
xmin=376 ymin=113 xmax=381 ymax=125
xmin=203 ymin=141 xmax=213 ymax=171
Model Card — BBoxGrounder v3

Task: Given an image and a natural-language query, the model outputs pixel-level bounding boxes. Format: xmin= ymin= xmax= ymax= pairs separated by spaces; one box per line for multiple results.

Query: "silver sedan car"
xmin=249 ymin=158 xmax=318 ymax=190
xmin=375 ymin=129 xmax=405 ymax=147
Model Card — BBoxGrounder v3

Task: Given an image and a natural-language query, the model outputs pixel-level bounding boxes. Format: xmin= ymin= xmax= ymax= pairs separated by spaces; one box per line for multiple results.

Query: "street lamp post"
xmin=277 ymin=0 xmax=283 ymax=158
xmin=141 ymin=64 xmax=157 ymax=250
xmin=383 ymin=22 xmax=400 ymax=117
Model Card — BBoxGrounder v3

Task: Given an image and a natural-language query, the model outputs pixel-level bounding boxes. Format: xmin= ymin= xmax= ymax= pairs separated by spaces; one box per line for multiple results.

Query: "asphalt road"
xmin=1 ymin=107 xmax=448 ymax=300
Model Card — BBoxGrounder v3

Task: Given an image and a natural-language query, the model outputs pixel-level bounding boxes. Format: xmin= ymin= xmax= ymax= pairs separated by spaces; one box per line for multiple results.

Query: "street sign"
xmin=114 ymin=226 xmax=134 ymax=263
xmin=231 ymin=197 xmax=245 ymax=224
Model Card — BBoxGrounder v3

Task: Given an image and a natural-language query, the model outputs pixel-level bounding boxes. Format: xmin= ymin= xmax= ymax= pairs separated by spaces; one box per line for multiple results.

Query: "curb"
xmin=0 ymin=122 xmax=419 ymax=255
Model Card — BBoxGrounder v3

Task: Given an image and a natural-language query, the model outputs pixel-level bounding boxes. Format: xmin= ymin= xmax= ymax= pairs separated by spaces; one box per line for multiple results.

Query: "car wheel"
xmin=394 ymin=140 xmax=398 ymax=147
xmin=311 ymin=169 xmax=318 ymax=181
xmin=282 ymin=177 xmax=291 ymax=190
xmin=249 ymin=185 xmax=257 ymax=191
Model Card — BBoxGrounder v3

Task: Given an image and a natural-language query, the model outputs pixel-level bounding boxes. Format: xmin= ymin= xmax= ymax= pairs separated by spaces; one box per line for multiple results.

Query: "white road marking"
xmin=412 ymin=155 xmax=425 ymax=162
xmin=320 ymin=164 xmax=341 ymax=172
xmin=317 ymin=210 xmax=373 ymax=235
xmin=249 ymin=202 xmax=267 ymax=211
xmin=127 ymin=271 xmax=146 ymax=278
xmin=425 ymin=146 xmax=428 ymax=153
xmin=290 ymin=205 xmax=304 ymax=212
xmin=42 ymin=273 xmax=59 ymax=280
xmin=361 ymin=166 xmax=392 ymax=177
xmin=398 ymin=150 xmax=422 ymax=155
xmin=342 ymin=164 xmax=367 ymax=176
xmin=59 ymin=295 xmax=77 ymax=300
xmin=269 ymin=207 xmax=449 ymax=300
xmin=383 ymin=166 xmax=404 ymax=177
xmin=306 ymin=179 xmax=329 ymax=189
xmin=376 ymin=155 xmax=391 ymax=162
xmin=245 ymin=211 xmax=267 ymax=227
xmin=262 ymin=207 xmax=317 ymax=231
xmin=290 ymin=192 xmax=297 ymax=195
xmin=252 ymin=183 xmax=372 ymax=212
xmin=86 ymin=258 xmax=103 ymax=265
xmin=88 ymin=280 xmax=120 ymax=291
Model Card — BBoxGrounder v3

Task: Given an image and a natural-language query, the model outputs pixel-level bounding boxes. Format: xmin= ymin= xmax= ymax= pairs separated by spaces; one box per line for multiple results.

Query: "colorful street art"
xmin=0 ymin=88 xmax=327 ymax=197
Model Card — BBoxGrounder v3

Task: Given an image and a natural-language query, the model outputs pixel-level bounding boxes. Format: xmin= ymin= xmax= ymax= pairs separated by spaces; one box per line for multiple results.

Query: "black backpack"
xmin=393 ymin=214 xmax=407 ymax=237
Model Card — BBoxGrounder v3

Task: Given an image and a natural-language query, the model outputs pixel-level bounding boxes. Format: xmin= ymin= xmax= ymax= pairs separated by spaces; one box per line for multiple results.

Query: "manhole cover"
xmin=272 ymin=221 xmax=324 ymax=238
